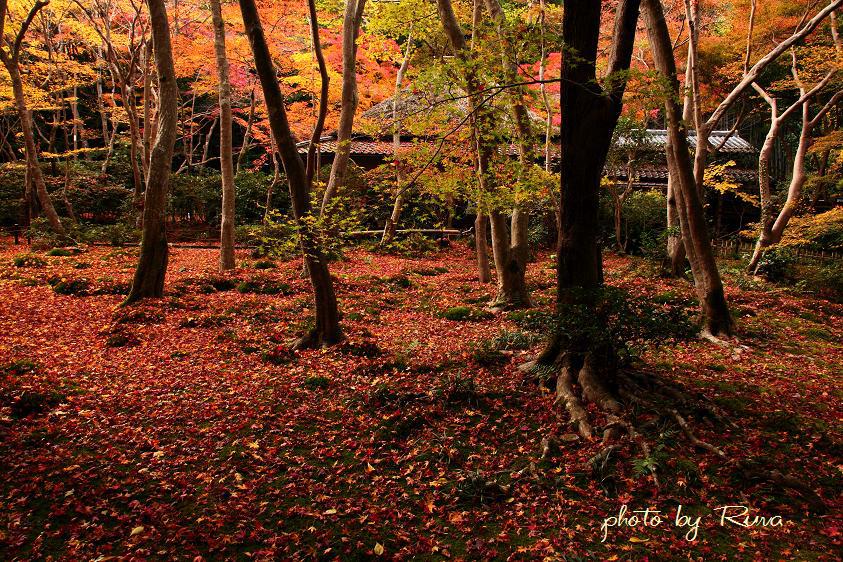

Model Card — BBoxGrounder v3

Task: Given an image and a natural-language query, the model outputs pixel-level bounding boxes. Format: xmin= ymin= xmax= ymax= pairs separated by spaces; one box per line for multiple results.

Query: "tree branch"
xmin=706 ymin=0 xmax=842 ymax=131
xmin=13 ymin=0 xmax=49 ymax=62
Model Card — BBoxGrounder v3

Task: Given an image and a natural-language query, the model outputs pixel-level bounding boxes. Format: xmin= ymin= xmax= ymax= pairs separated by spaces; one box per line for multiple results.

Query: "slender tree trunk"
xmin=484 ymin=0 xmax=532 ymax=307
xmin=643 ymin=0 xmax=733 ymax=337
xmin=124 ymin=0 xmax=179 ymax=305
xmin=321 ymin=0 xmax=367 ymax=215
xmin=239 ymin=0 xmax=342 ymax=347
xmin=470 ymin=0 xmax=491 ymax=284
xmin=236 ymin=87 xmax=256 ymax=173
xmin=264 ymin=133 xmax=280 ymax=219
xmin=142 ymin=38 xmax=154 ymax=173
xmin=121 ymin=81 xmax=144 ymax=215
xmin=63 ymin=157 xmax=77 ymax=223
xmin=381 ymin=28 xmax=413 ymax=246
xmin=211 ymin=0 xmax=236 ymax=271
xmin=475 ymin=212 xmax=491 ymax=283
xmin=436 ymin=0 xmax=529 ymax=307
xmin=70 ymin=82 xmax=87 ymax=150
xmin=1 ymin=56 xmax=65 ymax=237
xmin=746 ymin=40 xmax=841 ymax=273
xmin=664 ymin=34 xmax=694 ymax=275
xmin=201 ymin=117 xmax=217 ymax=164
xmin=96 ymin=47 xmax=110 ymax=143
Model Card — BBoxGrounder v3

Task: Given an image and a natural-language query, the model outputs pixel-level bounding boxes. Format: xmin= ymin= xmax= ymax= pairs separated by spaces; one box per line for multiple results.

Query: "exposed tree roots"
xmin=291 ymin=328 xmax=342 ymax=351
xmin=524 ymin=355 xmax=827 ymax=512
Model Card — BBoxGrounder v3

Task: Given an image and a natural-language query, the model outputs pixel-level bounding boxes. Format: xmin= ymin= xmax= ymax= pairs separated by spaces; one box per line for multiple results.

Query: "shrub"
xmin=379 ymin=274 xmax=412 ymax=290
xmin=24 ymin=219 xmax=57 ymax=250
xmin=507 ymin=309 xmax=552 ymax=332
xmin=1 ymin=359 xmax=38 ymax=376
xmin=12 ymin=254 xmax=46 ymax=268
xmin=80 ymin=223 xmax=140 ymax=246
xmin=378 ymin=232 xmax=438 ymax=257
xmin=236 ymin=278 xmax=292 ymax=295
xmin=253 ymin=259 xmax=276 ymax=270
xmin=94 ymin=279 xmax=131 ymax=295
xmin=114 ymin=308 xmax=165 ymax=325
xmin=46 ymin=248 xmax=73 ymax=257
xmin=795 ymin=262 xmax=843 ymax=302
xmin=441 ymin=306 xmax=493 ymax=322
xmin=179 ymin=314 xmax=231 ymax=328
xmin=234 ymin=171 xmax=290 ymax=224
xmin=491 ymin=330 xmax=536 ymax=350
xmin=0 ymin=163 xmax=24 ymax=228
xmin=339 ymin=340 xmax=382 ymax=357
xmin=439 ymin=374 xmax=480 ymax=405
xmin=756 ymin=247 xmax=795 ymax=282
xmin=777 ymin=207 xmax=843 ymax=252
xmin=206 ymin=276 xmax=238 ymax=291
xmin=51 ymin=278 xmax=92 ymax=296
xmin=168 ymin=171 xmax=224 ymax=226
xmin=547 ymin=287 xmax=697 ymax=365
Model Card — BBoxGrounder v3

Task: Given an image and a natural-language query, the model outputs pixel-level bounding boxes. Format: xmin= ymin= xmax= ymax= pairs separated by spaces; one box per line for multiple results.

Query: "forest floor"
xmin=0 ymin=239 xmax=840 ymax=560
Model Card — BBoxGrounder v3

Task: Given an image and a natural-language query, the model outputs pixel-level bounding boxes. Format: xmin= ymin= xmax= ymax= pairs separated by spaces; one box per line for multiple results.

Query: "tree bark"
xmin=239 ymin=0 xmax=342 ymax=347
xmin=436 ymin=0 xmax=529 ymax=307
xmin=236 ymin=87 xmax=256 ymax=173
xmin=475 ymin=212 xmax=491 ymax=283
xmin=532 ymin=0 xmax=639 ymax=438
xmin=642 ymin=0 xmax=733 ymax=337
xmin=142 ymin=38 xmax=154 ymax=173
xmin=381 ymin=28 xmax=413 ymax=246
xmin=0 ymin=0 xmax=66 ymax=239
xmin=485 ymin=0 xmax=533 ymax=305
xmin=320 ymin=0 xmax=367 ymax=216
xmin=747 ymin=61 xmax=841 ymax=272
xmin=124 ymin=0 xmax=179 ymax=304
xmin=211 ymin=0 xmax=236 ymax=271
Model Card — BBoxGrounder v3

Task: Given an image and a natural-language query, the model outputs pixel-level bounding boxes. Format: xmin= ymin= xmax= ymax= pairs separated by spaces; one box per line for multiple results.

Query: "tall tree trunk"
xmin=381 ymin=28 xmax=413 ymax=246
xmin=470 ymin=0 xmax=491 ymax=284
xmin=532 ymin=0 xmax=640 ymax=439
xmin=142 ymin=38 xmax=154 ymax=173
xmin=239 ymin=0 xmax=342 ymax=348
xmin=436 ymin=0 xmax=529 ymax=307
xmin=0 ymin=0 xmax=65 ymax=238
xmin=485 ymin=0 xmax=533 ymax=307
xmin=664 ymin=30 xmax=695 ymax=275
xmin=475 ymin=212 xmax=491 ymax=283
xmin=642 ymin=0 xmax=733 ymax=338
xmin=320 ymin=0 xmax=366 ymax=216
xmin=124 ymin=0 xmax=179 ymax=304
xmin=211 ymin=0 xmax=236 ymax=271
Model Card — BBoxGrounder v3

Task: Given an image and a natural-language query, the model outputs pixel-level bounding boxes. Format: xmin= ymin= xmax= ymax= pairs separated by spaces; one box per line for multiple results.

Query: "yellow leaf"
xmin=374 ymin=542 xmax=384 ymax=555
xmin=324 ymin=509 xmax=337 ymax=515
xmin=130 ymin=526 xmax=145 ymax=537
xmin=629 ymin=537 xmax=649 ymax=543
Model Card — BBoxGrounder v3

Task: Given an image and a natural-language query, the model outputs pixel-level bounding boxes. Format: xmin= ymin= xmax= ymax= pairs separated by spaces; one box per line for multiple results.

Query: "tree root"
xmin=290 ymin=328 xmax=340 ymax=351
xmin=529 ymin=358 xmax=826 ymax=510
